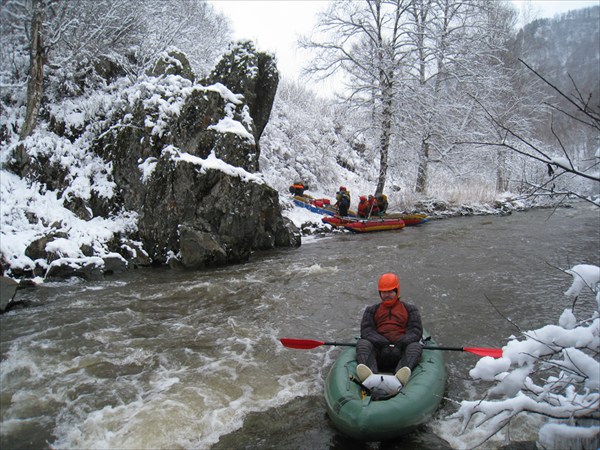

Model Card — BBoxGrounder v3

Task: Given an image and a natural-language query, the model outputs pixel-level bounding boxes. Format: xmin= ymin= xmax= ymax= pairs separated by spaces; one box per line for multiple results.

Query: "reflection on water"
xmin=1 ymin=204 xmax=598 ymax=449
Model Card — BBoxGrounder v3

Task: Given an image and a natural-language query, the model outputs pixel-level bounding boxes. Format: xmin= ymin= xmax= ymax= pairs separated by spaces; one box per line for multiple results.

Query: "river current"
xmin=1 ymin=204 xmax=599 ymax=449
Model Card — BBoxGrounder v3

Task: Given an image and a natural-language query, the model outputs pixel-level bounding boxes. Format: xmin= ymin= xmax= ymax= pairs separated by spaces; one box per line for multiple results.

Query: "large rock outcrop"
xmin=135 ymin=146 xmax=299 ymax=268
xmin=94 ymin=43 xmax=299 ymax=268
xmin=3 ymin=43 xmax=300 ymax=284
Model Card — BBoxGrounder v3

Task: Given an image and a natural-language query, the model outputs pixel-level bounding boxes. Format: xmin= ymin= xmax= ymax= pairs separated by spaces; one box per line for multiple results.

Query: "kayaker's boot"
xmin=395 ymin=367 xmax=411 ymax=385
xmin=356 ymin=364 xmax=373 ymax=382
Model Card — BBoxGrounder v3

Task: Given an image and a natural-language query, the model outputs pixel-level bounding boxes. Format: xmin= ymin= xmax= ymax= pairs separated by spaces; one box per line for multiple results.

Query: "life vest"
xmin=368 ymin=197 xmax=380 ymax=215
xmin=374 ymin=300 xmax=408 ymax=342
xmin=336 ymin=190 xmax=350 ymax=205
xmin=357 ymin=199 xmax=370 ymax=217
xmin=376 ymin=194 xmax=388 ymax=212
xmin=289 ymin=182 xmax=307 ymax=195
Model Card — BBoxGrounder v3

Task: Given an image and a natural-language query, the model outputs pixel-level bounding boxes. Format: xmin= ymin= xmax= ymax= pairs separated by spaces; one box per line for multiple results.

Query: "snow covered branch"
xmin=449 ymin=264 xmax=600 ymax=449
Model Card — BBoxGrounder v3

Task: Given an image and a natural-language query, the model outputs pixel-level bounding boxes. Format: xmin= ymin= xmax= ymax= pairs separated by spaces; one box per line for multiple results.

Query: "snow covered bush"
xmin=260 ymin=79 xmax=379 ymax=200
xmin=450 ymin=264 xmax=600 ymax=449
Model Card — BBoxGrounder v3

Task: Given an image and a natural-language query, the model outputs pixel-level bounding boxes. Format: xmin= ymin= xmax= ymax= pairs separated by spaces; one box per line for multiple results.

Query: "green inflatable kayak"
xmin=324 ymin=341 xmax=447 ymax=441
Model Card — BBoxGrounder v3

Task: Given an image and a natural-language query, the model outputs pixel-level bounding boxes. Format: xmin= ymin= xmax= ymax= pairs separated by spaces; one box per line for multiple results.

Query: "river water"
xmin=1 ymin=204 xmax=599 ymax=450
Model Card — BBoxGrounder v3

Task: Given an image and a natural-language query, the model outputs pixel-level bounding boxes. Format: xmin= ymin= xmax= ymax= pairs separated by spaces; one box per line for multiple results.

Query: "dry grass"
xmin=391 ymin=180 xmax=498 ymax=211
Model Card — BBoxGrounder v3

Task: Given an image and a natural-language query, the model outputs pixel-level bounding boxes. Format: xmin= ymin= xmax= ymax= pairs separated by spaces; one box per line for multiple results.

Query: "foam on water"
xmin=1 ymin=316 xmax=327 ymax=450
xmin=53 ymin=286 xmax=322 ymax=448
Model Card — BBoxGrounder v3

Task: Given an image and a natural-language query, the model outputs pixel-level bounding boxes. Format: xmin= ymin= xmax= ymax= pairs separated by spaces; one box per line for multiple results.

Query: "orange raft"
xmin=323 ymin=214 xmax=428 ymax=228
xmin=323 ymin=216 xmax=406 ymax=233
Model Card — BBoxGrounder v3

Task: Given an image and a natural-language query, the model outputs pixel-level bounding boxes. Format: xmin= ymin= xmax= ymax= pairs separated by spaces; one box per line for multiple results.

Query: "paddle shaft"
xmin=320 ymin=343 xmax=485 ymax=352
xmin=424 ymin=346 xmax=470 ymax=352
xmin=279 ymin=338 xmax=502 ymax=358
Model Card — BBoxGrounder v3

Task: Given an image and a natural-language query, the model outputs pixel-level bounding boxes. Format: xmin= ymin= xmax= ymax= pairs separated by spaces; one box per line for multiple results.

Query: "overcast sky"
xmin=209 ymin=0 xmax=599 ymax=84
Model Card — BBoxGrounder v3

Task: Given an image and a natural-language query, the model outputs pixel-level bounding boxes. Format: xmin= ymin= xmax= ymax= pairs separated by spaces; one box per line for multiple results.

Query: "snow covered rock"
xmin=206 ymin=40 xmax=279 ymax=144
xmin=0 ymin=44 xmax=298 ymax=281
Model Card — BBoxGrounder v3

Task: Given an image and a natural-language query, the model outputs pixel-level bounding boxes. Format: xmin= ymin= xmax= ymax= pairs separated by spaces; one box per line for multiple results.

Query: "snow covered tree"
xmin=302 ymin=0 xmax=528 ymax=197
xmin=466 ymin=61 xmax=600 ymax=205
xmin=129 ymin=0 xmax=231 ymax=78
xmin=1 ymin=0 xmax=46 ymax=171
xmin=2 ymin=0 xmax=145 ymax=173
xmin=394 ymin=0 xmax=524 ymax=194
xmin=1 ymin=0 xmax=231 ymax=175
xmin=459 ymin=6 xmax=600 ymax=201
xmin=301 ymin=0 xmax=413 ymax=196
xmin=451 ymin=264 xmax=600 ymax=449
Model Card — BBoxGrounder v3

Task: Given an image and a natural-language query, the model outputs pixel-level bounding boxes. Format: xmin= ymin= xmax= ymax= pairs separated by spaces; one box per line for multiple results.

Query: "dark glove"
xmin=393 ymin=337 xmax=409 ymax=348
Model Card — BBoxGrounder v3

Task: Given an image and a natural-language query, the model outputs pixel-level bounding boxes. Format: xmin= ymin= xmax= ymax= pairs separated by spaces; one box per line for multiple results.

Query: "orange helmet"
xmin=378 ymin=273 xmax=399 ymax=303
xmin=378 ymin=273 xmax=399 ymax=292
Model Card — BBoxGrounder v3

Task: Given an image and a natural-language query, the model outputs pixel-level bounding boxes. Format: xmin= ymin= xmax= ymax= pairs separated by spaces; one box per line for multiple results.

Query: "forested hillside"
xmin=512 ymin=6 xmax=599 ymax=150
xmin=261 ymin=4 xmax=599 ymax=209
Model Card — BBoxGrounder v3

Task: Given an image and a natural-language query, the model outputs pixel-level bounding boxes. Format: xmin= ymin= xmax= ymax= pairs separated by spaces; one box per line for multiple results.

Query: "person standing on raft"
xmin=356 ymin=273 xmax=423 ymax=386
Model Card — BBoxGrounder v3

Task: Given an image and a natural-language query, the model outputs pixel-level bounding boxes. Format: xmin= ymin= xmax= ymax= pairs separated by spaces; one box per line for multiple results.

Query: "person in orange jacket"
xmin=355 ymin=273 xmax=423 ymax=386
xmin=357 ymin=195 xmax=370 ymax=218
xmin=289 ymin=181 xmax=308 ymax=196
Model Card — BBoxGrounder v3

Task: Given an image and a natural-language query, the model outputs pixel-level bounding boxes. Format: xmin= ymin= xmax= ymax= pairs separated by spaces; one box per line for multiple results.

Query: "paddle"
xmin=279 ymin=338 xmax=503 ymax=358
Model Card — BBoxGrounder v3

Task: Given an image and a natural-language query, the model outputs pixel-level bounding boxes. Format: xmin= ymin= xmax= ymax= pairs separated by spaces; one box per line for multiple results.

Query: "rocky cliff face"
xmin=206 ymin=40 xmax=279 ymax=146
xmin=3 ymin=42 xmax=300 ymax=287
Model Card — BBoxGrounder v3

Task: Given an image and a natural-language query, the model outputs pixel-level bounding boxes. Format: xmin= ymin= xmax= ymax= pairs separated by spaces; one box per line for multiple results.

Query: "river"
xmin=1 ymin=203 xmax=599 ymax=449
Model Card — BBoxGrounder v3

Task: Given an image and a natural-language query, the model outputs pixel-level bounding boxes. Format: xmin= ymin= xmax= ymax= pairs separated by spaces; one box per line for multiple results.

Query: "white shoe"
xmin=356 ymin=363 xmax=373 ymax=382
xmin=395 ymin=367 xmax=411 ymax=385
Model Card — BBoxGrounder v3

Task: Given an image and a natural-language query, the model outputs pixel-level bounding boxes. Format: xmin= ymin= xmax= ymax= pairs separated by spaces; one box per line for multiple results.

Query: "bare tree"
xmin=4 ymin=0 xmax=145 ymax=173
xmin=301 ymin=0 xmax=413 ymax=196
xmin=302 ymin=0 xmax=527 ymax=197
xmin=464 ymin=60 xmax=600 ymax=206
xmin=397 ymin=0 xmax=522 ymax=194
xmin=11 ymin=0 xmax=44 ymax=172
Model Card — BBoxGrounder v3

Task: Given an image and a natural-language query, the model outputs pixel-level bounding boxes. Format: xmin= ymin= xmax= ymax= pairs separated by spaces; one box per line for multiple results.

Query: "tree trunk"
xmin=376 ymin=94 xmax=393 ymax=196
xmin=496 ymin=148 xmax=508 ymax=192
xmin=415 ymin=138 xmax=429 ymax=193
xmin=16 ymin=0 xmax=45 ymax=174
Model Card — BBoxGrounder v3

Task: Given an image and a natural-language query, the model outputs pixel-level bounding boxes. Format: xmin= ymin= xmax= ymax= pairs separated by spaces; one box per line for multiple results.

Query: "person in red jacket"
xmin=357 ymin=196 xmax=370 ymax=217
xmin=355 ymin=273 xmax=423 ymax=386
xmin=367 ymin=195 xmax=380 ymax=216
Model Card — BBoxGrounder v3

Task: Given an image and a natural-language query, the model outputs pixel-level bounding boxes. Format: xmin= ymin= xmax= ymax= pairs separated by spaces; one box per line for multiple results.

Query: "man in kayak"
xmin=356 ymin=273 xmax=423 ymax=386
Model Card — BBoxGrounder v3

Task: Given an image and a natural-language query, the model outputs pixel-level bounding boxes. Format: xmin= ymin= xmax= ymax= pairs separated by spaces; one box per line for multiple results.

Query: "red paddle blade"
xmin=279 ymin=338 xmax=325 ymax=349
xmin=464 ymin=347 xmax=503 ymax=358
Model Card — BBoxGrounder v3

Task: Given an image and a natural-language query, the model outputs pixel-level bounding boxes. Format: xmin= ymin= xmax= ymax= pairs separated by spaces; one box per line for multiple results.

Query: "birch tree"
xmin=302 ymin=0 xmax=522 ymax=196
xmin=301 ymin=0 xmax=413 ymax=196
xmin=398 ymin=0 xmax=520 ymax=194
